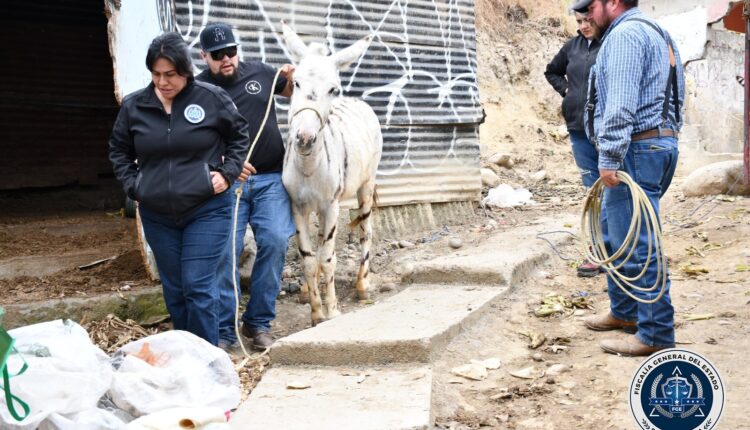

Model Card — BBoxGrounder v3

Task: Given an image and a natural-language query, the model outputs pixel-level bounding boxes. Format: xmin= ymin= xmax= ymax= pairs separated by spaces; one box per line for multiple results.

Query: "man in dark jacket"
xmin=545 ymin=12 xmax=604 ymax=278
xmin=196 ymin=23 xmax=295 ymax=351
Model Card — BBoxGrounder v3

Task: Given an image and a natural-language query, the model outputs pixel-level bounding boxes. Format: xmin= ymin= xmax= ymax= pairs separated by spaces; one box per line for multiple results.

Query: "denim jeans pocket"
xmin=632 ymin=142 xmax=674 ymax=191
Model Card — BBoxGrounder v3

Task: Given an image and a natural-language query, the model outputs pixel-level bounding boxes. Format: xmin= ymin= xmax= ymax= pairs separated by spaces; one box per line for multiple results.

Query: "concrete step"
xmin=401 ymin=215 xmax=578 ymax=286
xmin=230 ymin=365 xmax=432 ymax=430
xmin=270 ymin=285 xmax=506 ymax=366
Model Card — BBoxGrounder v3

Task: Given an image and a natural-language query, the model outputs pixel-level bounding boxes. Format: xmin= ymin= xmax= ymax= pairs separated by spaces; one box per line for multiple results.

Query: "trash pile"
xmin=0 ymin=319 xmax=240 ymax=430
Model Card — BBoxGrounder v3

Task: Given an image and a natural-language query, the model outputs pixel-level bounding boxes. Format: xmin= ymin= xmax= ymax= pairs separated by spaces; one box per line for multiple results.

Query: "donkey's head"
xmin=281 ymin=22 xmax=372 ymax=155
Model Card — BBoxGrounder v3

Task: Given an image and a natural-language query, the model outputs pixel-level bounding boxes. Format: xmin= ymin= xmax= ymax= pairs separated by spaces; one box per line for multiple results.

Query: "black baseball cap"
xmin=571 ymin=0 xmax=593 ymax=13
xmin=200 ymin=23 xmax=239 ymax=52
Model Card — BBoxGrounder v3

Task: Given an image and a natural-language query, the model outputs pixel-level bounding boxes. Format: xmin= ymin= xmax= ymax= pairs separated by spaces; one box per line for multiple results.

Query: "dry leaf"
xmin=509 ymin=366 xmax=544 ymax=379
xmin=684 ymin=313 xmax=714 ymax=321
xmin=518 ymin=330 xmax=547 ymax=349
xmin=681 ymin=265 xmax=709 ymax=276
xmin=701 ymin=243 xmax=722 ymax=251
xmin=287 ymin=381 xmax=311 ymax=389
xmin=685 ymin=246 xmax=705 ymax=258
xmin=736 ymin=264 xmax=750 ymax=272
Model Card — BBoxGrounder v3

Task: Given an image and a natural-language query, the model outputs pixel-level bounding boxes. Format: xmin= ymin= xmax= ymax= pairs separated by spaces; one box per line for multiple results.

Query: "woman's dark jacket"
xmin=109 ymin=80 xmax=250 ymax=220
xmin=544 ymin=33 xmax=601 ymax=132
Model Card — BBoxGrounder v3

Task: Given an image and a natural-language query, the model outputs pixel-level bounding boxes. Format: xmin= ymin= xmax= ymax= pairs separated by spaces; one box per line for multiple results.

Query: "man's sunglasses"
xmin=210 ymin=46 xmax=238 ymax=61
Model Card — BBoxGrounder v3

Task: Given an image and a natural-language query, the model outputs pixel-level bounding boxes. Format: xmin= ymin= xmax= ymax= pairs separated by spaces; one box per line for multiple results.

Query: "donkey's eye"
xmin=329 ymin=87 xmax=340 ymax=96
xmin=294 ymin=80 xmax=300 ymax=88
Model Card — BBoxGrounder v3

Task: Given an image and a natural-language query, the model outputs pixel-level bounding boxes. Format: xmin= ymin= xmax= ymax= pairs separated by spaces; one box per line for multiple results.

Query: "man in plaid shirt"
xmin=572 ymin=0 xmax=685 ymax=356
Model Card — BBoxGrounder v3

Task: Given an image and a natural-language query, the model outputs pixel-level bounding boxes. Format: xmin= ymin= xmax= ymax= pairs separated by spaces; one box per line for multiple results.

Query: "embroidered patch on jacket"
xmin=184 ymin=104 xmax=206 ymax=123
xmin=245 ymin=80 xmax=262 ymax=95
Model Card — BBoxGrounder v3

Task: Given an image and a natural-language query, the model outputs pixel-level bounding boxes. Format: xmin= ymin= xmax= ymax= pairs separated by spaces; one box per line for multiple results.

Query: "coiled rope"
xmin=580 ymin=171 xmax=668 ymax=304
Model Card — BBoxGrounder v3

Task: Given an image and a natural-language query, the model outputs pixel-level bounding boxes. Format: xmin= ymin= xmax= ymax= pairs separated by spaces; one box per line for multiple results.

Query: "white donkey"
xmin=280 ymin=23 xmax=383 ymax=325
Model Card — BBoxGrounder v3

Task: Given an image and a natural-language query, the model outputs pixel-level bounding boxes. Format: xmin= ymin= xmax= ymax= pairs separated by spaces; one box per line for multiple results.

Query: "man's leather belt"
xmin=631 ymin=128 xmax=677 ymax=142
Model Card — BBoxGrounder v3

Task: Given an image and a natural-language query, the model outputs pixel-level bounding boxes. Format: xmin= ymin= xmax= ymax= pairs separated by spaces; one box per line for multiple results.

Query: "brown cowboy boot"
xmin=583 ymin=313 xmax=637 ymax=334
xmin=600 ymin=335 xmax=666 ymax=357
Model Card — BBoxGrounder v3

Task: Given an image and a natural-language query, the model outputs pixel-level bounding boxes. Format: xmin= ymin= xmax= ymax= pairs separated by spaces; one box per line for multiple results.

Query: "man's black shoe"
xmin=241 ymin=324 xmax=274 ymax=350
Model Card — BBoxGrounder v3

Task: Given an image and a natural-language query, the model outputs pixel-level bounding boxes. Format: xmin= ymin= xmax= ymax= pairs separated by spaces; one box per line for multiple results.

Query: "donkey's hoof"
xmin=311 ymin=317 xmax=327 ymax=327
xmin=298 ymin=292 xmax=310 ymax=304
xmin=357 ymin=290 xmax=370 ymax=301
xmin=327 ymin=309 xmax=342 ymax=319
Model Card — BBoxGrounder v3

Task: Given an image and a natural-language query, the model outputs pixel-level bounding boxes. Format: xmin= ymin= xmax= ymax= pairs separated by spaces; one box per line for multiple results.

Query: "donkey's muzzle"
xmin=295 ymin=131 xmax=316 ymax=154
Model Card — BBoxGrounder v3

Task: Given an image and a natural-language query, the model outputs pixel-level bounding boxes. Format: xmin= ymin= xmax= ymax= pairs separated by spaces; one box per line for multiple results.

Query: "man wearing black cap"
xmin=572 ymin=0 xmax=684 ymax=356
xmin=196 ymin=23 xmax=295 ymax=351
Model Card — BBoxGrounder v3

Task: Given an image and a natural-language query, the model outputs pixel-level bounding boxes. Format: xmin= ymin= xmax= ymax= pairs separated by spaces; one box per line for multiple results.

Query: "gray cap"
xmin=571 ymin=0 xmax=593 ymax=13
xmin=200 ymin=23 xmax=239 ymax=52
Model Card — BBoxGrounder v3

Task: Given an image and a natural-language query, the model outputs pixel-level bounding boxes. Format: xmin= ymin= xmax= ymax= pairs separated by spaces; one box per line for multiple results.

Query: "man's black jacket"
xmin=544 ymin=33 xmax=601 ymax=132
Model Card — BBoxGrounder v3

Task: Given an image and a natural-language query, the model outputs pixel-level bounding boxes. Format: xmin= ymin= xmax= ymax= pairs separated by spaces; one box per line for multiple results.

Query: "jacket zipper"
xmin=166 ymin=110 xmax=176 ymax=220
xmin=582 ymin=46 xmax=591 ymax=125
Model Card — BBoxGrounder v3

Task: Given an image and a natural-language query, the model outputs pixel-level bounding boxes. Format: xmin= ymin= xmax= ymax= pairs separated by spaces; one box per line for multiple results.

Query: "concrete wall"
xmin=640 ymin=0 xmax=745 ymax=171
xmin=685 ymin=27 xmax=745 ymax=154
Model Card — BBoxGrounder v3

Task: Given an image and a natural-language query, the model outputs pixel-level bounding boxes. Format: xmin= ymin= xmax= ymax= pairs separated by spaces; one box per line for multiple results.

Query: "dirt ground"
xmin=428 ymin=190 xmax=750 ymax=429
xmin=1 ymin=0 xmax=748 ymax=427
xmin=0 ymin=212 xmax=151 ymax=304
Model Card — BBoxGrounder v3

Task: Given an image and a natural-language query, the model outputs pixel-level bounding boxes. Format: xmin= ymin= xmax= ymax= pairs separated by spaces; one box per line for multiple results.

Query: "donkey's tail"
xmin=347 ymin=186 xmax=378 ymax=229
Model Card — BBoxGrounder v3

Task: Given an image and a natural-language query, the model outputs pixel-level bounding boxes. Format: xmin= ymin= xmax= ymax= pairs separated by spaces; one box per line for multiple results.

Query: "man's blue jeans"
xmin=138 ymin=192 xmax=231 ymax=346
xmin=570 ymin=130 xmax=610 ymax=252
xmin=218 ymin=173 xmax=295 ymax=344
xmin=604 ymin=136 xmax=679 ymax=348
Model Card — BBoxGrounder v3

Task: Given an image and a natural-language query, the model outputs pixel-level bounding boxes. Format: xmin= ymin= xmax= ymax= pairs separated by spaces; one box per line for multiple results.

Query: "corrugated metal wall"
xmin=168 ymin=0 xmax=482 ymax=206
xmin=0 ymin=0 xmax=118 ymax=190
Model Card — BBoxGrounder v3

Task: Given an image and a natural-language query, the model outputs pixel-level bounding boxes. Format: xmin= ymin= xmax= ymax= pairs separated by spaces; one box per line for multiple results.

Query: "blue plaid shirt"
xmin=585 ymin=8 xmax=685 ymax=170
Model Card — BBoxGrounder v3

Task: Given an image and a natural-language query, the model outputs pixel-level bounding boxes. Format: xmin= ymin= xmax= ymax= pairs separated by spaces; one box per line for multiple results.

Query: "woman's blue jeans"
xmin=138 ymin=192 xmax=231 ymax=346
xmin=604 ymin=136 xmax=679 ymax=348
xmin=570 ymin=130 xmax=601 ymax=188
xmin=217 ymin=173 xmax=295 ymax=344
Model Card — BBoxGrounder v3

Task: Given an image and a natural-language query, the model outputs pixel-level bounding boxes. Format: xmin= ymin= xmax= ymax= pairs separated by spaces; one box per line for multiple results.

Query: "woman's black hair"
xmin=145 ymin=32 xmax=194 ymax=80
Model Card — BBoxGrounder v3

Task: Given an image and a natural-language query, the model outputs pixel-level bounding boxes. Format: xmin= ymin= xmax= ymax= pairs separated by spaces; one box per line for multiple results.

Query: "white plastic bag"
xmin=109 ymin=330 xmax=240 ymax=417
xmin=126 ymin=406 xmax=229 ymax=430
xmin=481 ymin=184 xmax=535 ymax=208
xmin=39 ymin=409 xmax=126 ymax=430
xmin=1 ymin=320 xmax=114 ymax=430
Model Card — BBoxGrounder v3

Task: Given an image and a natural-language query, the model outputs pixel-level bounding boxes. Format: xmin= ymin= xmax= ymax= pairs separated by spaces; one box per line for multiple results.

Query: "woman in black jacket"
xmin=109 ymin=33 xmax=249 ymax=345
xmin=545 ymin=13 xmax=604 ymax=277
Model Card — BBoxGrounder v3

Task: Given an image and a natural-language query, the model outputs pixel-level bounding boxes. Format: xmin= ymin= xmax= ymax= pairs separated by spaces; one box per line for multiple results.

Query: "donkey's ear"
xmin=332 ymin=35 xmax=373 ymax=70
xmin=281 ymin=21 xmax=307 ymax=63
